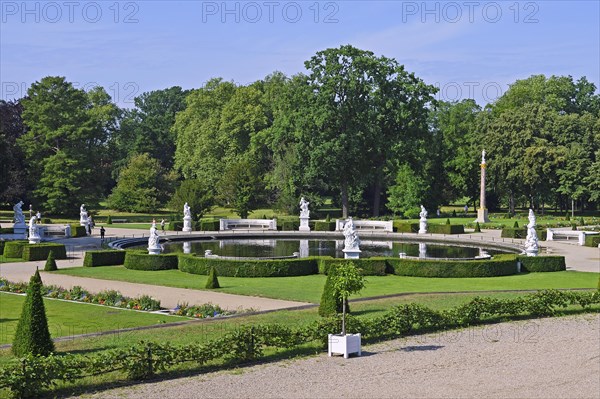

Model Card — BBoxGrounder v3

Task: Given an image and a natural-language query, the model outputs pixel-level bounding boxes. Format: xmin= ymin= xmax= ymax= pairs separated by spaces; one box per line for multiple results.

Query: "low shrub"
xmin=169 ymin=221 xmax=183 ymax=231
xmin=178 ymin=255 xmax=318 ymax=277
xmin=124 ymin=252 xmax=178 ymax=271
xmin=278 ymin=221 xmax=299 ymax=231
xmin=394 ymin=222 xmax=419 ymax=233
xmin=3 ymin=240 xmax=28 ymax=258
xmin=518 ymin=256 xmax=566 ymax=272
xmin=83 ymin=250 xmax=126 ymax=267
xmin=22 ymin=243 xmax=67 ymax=261
xmin=428 ymin=224 xmax=465 ymax=234
xmin=69 ymin=224 xmax=87 ymax=238
xmin=200 ymin=219 xmax=220 ymax=231
xmin=106 ymin=215 xmax=113 ymax=224
xmin=584 ymin=234 xmax=600 ymax=248
xmin=0 ymin=240 xmax=5 ymax=255
xmin=317 ymin=257 xmax=388 ymax=276
xmin=501 ymin=228 xmax=547 ymax=240
xmin=314 ymin=221 xmax=336 ymax=231
xmin=474 ymin=222 xmax=481 ymax=233
xmin=387 ymin=254 xmax=519 ymax=277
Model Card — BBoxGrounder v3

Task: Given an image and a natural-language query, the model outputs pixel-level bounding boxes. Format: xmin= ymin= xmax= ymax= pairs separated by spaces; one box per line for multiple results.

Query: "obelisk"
xmin=476 ymin=150 xmax=491 ymax=223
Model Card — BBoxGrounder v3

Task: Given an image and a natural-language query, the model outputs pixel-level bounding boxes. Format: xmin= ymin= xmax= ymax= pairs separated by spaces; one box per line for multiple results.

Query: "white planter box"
xmin=328 ymin=333 xmax=361 ymax=359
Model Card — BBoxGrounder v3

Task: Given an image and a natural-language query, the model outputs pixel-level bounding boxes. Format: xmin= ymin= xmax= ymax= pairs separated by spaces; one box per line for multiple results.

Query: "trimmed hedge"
xmin=69 ymin=224 xmax=87 ymax=238
xmin=428 ymin=224 xmax=465 ymax=234
xmin=501 ymin=228 xmax=548 ymax=240
xmin=169 ymin=221 xmax=183 ymax=231
xmin=394 ymin=222 xmax=419 ymax=233
xmin=0 ymin=240 xmax=5 ymax=255
xmin=317 ymin=257 xmax=388 ymax=276
xmin=3 ymin=241 xmax=29 ymax=258
xmin=83 ymin=250 xmax=126 ymax=267
xmin=22 ymin=244 xmax=67 ymax=261
xmin=314 ymin=221 xmax=336 ymax=231
xmin=278 ymin=221 xmax=300 ymax=231
xmin=518 ymin=256 xmax=566 ymax=272
xmin=200 ymin=219 xmax=220 ymax=231
xmin=124 ymin=252 xmax=178 ymax=271
xmin=584 ymin=234 xmax=600 ymax=248
xmin=178 ymin=255 xmax=318 ymax=277
xmin=387 ymin=254 xmax=519 ymax=277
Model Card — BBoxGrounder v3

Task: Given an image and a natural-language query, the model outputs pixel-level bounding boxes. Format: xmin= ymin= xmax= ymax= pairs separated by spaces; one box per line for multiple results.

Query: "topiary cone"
xmin=44 ymin=250 xmax=58 ymax=271
xmin=12 ymin=269 xmax=54 ymax=356
xmin=318 ymin=265 xmax=347 ymax=317
xmin=205 ymin=266 xmax=220 ymax=289
xmin=475 ymin=222 xmax=481 ymax=233
xmin=513 ymin=221 xmax=519 ymax=228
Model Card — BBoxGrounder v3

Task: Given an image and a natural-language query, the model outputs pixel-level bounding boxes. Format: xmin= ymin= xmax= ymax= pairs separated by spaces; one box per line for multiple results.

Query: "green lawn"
xmin=55 ymin=266 xmax=600 ymax=303
xmin=0 ymin=292 xmax=186 ymax=345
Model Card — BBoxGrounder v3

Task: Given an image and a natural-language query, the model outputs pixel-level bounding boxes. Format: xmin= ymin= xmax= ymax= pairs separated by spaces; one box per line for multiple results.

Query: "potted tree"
xmin=328 ymin=262 xmax=366 ymax=359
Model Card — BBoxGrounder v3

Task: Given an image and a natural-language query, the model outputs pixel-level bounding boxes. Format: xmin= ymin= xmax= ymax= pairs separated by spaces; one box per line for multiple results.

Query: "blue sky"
xmin=1 ymin=1 xmax=598 ymax=106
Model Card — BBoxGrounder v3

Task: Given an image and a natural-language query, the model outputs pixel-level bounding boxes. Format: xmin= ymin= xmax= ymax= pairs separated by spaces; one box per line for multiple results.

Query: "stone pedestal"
xmin=418 ymin=219 xmax=427 ymax=234
xmin=476 ymin=208 xmax=490 ymax=223
xmin=148 ymin=245 xmax=162 ymax=255
xmin=342 ymin=248 xmax=361 ymax=259
xmin=183 ymin=216 xmax=193 ymax=232
xmin=13 ymin=223 xmax=27 ymax=239
xmin=299 ymin=217 xmax=310 ymax=232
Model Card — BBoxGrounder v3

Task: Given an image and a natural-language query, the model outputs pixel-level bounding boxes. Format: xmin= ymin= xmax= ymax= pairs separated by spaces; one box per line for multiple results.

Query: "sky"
xmin=1 ymin=0 xmax=599 ymax=107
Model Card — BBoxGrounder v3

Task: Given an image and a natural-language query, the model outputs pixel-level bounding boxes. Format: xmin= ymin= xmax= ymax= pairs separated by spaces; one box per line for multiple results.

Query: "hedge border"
xmin=518 ymin=256 xmax=566 ymax=272
xmin=584 ymin=234 xmax=600 ymax=248
xmin=3 ymin=241 xmax=29 ymax=258
xmin=387 ymin=254 xmax=519 ymax=277
xmin=83 ymin=250 xmax=126 ymax=267
xmin=124 ymin=252 xmax=179 ymax=271
xmin=21 ymin=244 xmax=67 ymax=261
xmin=178 ymin=255 xmax=319 ymax=277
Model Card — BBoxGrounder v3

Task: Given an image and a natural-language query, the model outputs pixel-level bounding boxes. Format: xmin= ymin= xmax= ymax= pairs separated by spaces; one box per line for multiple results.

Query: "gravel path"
xmin=77 ymin=314 xmax=600 ymax=399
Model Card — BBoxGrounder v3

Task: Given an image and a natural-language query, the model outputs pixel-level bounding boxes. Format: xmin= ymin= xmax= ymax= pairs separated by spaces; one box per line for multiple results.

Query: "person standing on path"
xmin=160 ymin=219 xmax=165 ymax=232
xmin=100 ymin=226 xmax=106 ymax=241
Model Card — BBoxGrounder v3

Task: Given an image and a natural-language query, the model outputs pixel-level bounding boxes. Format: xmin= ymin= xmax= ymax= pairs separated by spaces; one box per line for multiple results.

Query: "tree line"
xmin=1 ymin=45 xmax=598 ymax=218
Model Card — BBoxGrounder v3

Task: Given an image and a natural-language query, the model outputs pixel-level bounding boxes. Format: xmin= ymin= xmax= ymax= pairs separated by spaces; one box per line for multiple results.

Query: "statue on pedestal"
xmin=183 ymin=202 xmax=192 ymax=232
xmin=418 ymin=205 xmax=428 ymax=234
xmin=28 ymin=215 xmax=41 ymax=244
xmin=299 ymin=197 xmax=310 ymax=218
xmin=80 ymin=204 xmax=89 ymax=224
xmin=524 ymin=209 xmax=539 ymax=256
xmin=148 ymin=221 xmax=162 ymax=254
xmin=13 ymin=201 xmax=25 ymax=225
xmin=343 ymin=217 xmax=360 ymax=251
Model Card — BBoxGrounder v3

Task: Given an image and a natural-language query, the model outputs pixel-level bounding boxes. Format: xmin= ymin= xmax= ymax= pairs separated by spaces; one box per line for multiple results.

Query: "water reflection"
xmin=152 ymin=239 xmax=508 ymax=259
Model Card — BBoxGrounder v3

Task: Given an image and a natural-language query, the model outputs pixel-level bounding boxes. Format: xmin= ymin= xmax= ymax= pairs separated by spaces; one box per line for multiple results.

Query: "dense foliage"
xmin=1 ymin=50 xmax=598 ymax=216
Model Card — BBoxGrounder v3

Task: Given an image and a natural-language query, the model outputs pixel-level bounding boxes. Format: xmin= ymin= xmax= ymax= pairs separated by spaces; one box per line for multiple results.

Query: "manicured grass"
xmin=0 ymin=292 xmax=186 ymax=345
xmin=55 ymin=266 xmax=600 ymax=303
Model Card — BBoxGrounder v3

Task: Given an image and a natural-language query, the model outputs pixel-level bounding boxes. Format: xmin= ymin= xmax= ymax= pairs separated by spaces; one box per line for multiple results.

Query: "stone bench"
xmin=335 ymin=219 xmax=393 ymax=232
xmin=546 ymin=229 xmax=599 ymax=246
xmin=219 ymin=219 xmax=277 ymax=231
xmin=39 ymin=225 xmax=71 ymax=237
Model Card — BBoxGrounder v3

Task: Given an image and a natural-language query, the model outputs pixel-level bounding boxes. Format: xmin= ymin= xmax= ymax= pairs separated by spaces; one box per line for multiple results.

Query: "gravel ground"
xmin=77 ymin=313 xmax=600 ymax=399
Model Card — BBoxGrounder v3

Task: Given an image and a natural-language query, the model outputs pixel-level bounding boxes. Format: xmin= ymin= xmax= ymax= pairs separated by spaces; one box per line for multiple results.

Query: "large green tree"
xmin=108 ymin=153 xmax=176 ymax=212
xmin=0 ymin=100 xmax=27 ymax=203
xmin=18 ymin=77 xmax=117 ymax=214
xmin=115 ymin=86 xmax=188 ymax=173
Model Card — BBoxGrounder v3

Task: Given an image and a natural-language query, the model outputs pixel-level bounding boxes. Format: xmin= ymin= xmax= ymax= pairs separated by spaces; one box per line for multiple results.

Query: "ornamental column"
xmin=476 ymin=150 xmax=491 ymax=223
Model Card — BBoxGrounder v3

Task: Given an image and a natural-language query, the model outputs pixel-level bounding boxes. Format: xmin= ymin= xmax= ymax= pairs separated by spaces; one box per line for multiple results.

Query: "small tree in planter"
xmin=328 ymin=262 xmax=365 ymax=358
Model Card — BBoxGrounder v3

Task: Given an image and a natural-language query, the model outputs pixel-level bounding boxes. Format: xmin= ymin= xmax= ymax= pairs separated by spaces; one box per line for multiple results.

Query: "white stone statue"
xmin=343 ymin=217 xmax=360 ymax=251
xmin=80 ymin=204 xmax=88 ymax=224
xmin=419 ymin=205 xmax=428 ymax=234
xmin=148 ymin=221 xmax=162 ymax=254
xmin=481 ymin=149 xmax=486 ymax=164
xmin=13 ymin=201 xmax=25 ymax=225
xmin=182 ymin=202 xmax=192 ymax=232
xmin=299 ymin=197 xmax=310 ymax=218
xmin=524 ymin=208 xmax=539 ymax=256
xmin=28 ymin=215 xmax=40 ymax=244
